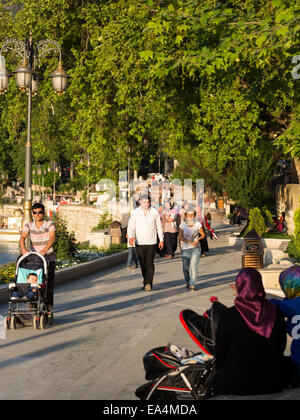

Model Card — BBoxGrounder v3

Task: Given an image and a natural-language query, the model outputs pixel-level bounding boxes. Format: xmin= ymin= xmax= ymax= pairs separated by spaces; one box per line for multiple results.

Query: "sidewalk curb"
xmin=0 ymin=250 xmax=128 ymax=305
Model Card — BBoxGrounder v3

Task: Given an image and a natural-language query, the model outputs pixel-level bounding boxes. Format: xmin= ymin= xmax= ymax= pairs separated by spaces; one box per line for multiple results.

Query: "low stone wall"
xmin=259 ymin=264 xmax=294 ymax=292
xmin=209 ymin=210 xmax=226 ymax=221
xmin=57 ymin=205 xmax=129 ymax=243
xmin=58 ymin=205 xmax=104 ymax=243
xmin=276 ymin=183 xmax=300 ymax=235
xmin=228 ymin=236 xmax=291 ymax=251
xmin=0 ymin=204 xmax=23 ymax=217
xmin=0 ymin=203 xmax=130 ymax=244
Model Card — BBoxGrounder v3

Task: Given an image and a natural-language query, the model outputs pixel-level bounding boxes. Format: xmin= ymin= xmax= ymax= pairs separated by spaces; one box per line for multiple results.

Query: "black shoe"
xmin=47 ymin=312 xmax=54 ymax=326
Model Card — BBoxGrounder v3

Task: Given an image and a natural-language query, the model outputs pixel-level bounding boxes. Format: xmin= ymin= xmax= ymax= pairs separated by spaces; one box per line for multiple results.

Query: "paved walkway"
xmin=0 ymin=223 xmax=297 ymax=400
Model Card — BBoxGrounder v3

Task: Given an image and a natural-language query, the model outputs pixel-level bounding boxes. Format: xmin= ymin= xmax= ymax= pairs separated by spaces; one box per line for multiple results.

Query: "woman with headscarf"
xmin=270 ymin=266 xmax=300 ymax=386
xmin=207 ymin=267 xmax=288 ymax=397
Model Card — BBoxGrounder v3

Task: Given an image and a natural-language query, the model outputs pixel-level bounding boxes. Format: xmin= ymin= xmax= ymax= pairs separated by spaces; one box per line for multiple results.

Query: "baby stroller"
xmin=4 ymin=252 xmax=51 ymax=331
xmin=135 ymin=299 xmax=228 ymax=400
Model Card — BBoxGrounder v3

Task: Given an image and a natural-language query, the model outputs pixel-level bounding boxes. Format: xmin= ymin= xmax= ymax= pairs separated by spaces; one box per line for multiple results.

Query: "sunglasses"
xmin=32 ymin=211 xmax=44 ymax=215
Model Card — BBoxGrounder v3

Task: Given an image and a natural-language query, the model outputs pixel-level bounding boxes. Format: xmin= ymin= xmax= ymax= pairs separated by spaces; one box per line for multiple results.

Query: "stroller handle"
xmin=15 ymin=252 xmax=49 ymax=276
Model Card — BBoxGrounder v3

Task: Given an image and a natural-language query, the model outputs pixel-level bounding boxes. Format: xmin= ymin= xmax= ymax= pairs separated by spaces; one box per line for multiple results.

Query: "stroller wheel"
xmin=33 ymin=315 xmax=38 ymax=330
xmin=11 ymin=315 xmax=17 ymax=330
xmin=40 ymin=315 xmax=46 ymax=330
xmin=4 ymin=316 xmax=10 ymax=330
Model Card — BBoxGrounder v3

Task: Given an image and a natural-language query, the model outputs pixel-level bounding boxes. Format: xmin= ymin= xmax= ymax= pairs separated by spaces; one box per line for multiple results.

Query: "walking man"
xmin=127 ymin=194 xmax=164 ymax=291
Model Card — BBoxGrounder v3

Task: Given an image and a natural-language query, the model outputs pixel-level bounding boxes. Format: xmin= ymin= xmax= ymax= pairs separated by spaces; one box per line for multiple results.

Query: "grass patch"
xmin=239 ymin=223 xmax=292 ymax=240
xmin=261 ymin=232 xmax=293 ymax=239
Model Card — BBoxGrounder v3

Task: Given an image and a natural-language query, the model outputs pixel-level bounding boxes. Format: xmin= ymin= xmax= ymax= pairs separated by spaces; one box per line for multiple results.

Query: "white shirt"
xmin=179 ymin=221 xmax=202 ymax=250
xmin=127 ymin=207 xmax=164 ymax=245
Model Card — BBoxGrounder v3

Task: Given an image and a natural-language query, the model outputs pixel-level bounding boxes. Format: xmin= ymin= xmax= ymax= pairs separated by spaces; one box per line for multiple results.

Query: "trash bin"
xmin=109 ymin=221 xmax=122 ymax=245
xmin=241 ymin=229 xmax=264 ymax=269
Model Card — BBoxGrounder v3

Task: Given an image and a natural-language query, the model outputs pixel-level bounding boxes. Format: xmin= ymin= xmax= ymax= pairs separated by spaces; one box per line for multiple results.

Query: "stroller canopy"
xmin=15 ymin=252 xmax=48 ymax=284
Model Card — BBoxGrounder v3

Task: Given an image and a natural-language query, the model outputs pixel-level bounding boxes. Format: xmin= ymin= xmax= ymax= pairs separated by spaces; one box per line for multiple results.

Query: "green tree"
xmin=224 ymin=155 xmax=276 ymax=210
xmin=0 ymin=0 xmax=298 ymax=192
xmin=249 ymin=207 xmax=267 ymax=236
xmin=52 ymin=215 xmax=78 ymax=260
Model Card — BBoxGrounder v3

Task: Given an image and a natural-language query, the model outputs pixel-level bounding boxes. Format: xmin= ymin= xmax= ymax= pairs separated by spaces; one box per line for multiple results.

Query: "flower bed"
xmin=0 ymin=263 xmax=15 ymax=285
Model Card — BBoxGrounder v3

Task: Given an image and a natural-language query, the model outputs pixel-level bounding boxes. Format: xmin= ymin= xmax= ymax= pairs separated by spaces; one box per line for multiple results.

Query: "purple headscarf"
xmin=234 ymin=268 xmax=277 ymax=338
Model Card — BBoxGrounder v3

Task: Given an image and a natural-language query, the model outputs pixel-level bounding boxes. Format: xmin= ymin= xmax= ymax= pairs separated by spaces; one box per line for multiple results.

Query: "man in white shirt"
xmin=127 ymin=195 xmax=164 ymax=291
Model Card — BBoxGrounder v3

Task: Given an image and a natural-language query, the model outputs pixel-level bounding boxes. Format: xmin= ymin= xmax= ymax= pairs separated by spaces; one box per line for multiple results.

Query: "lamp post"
xmin=42 ymin=168 xmax=46 ymax=201
xmin=51 ymin=160 xmax=61 ymax=205
xmin=37 ymin=163 xmax=41 ymax=196
xmin=0 ymin=32 xmax=69 ymax=225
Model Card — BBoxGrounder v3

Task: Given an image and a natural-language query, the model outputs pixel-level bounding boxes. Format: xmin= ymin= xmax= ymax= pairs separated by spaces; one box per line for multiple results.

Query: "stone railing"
xmin=57 ymin=204 xmax=129 ymax=243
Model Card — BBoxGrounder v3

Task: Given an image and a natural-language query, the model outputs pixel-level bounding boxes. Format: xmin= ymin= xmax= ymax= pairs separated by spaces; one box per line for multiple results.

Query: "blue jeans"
xmin=181 ymin=246 xmax=201 ymax=287
xmin=12 ymin=287 xmax=37 ymax=299
xmin=127 ymin=247 xmax=139 ymax=267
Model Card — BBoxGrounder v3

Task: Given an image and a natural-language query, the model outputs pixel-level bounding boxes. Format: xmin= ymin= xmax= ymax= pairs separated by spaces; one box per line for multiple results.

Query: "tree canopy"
xmin=0 ymin=0 xmax=299 ymax=206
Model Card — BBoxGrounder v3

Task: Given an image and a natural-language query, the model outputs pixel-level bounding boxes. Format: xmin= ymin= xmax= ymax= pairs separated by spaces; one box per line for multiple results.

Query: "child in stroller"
xmin=5 ymin=252 xmax=52 ymax=330
xmin=11 ymin=272 xmax=40 ymax=300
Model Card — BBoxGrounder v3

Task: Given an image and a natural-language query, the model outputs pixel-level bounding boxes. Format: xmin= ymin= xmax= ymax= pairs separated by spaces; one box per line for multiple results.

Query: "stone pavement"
xmin=0 ymin=222 xmax=298 ymax=400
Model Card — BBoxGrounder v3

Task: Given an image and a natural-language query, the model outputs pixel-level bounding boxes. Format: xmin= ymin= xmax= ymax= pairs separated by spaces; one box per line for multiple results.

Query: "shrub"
xmin=248 ymin=207 xmax=266 ymax=237
xmin=262 ymin=206 xmax=274 ymax=228
xmin=52 ymin=215 xmax=78 ymax=260
xmin=92 ymin=210 xmax=113 ymax=231
xmin=287 ymin=237 xmax=300 ymax=262
xmin=224 ymin=156 xmax=275 ymax=210
xmin=293 ymin=204 xmax=300 ymax=252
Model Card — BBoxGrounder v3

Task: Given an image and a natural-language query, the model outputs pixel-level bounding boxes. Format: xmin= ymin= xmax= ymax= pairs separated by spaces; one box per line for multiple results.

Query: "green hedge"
xmin=248 ymin=208 xmax=266 ymax=237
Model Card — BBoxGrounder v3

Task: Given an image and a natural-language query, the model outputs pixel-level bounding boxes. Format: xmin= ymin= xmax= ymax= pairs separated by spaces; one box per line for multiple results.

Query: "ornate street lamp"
xmin=31 ymin=73 xmax=40 ymax=96
xmin=0 ymin=32 xmax=69 ymax=225
xmin=14 ymin=61 xmax=32 ymax=92
xmin=50 ymin=62 xmax=69 ymax=95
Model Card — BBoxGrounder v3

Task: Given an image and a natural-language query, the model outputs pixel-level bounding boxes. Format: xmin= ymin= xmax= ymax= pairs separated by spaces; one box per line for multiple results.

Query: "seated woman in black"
xmin=207 ymin=268 xmax=288 ymax=397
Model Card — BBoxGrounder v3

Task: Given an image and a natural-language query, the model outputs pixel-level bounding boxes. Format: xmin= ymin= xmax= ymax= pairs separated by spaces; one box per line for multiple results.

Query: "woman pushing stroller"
xmin=19 ymin=202 xmax=56 ymax=320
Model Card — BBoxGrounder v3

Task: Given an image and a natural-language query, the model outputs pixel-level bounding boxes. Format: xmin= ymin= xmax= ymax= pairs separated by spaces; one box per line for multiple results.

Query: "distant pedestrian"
xmin=127 ymin=195 xmax=164 ymax=291
xmin=195 ymin=204 xmax=209 ymax=257
xmin=126 ymin=233 xmax=139 ymax=270
xmin=161 ymin=201 xmax=180 ymax=258
xmin=233 ymin=208 xmax=241 ymax=225
xmin=178 ymin=208 xmax=205 ymax=291
xmin=180 ymin=201 xmax=190 ymax=223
